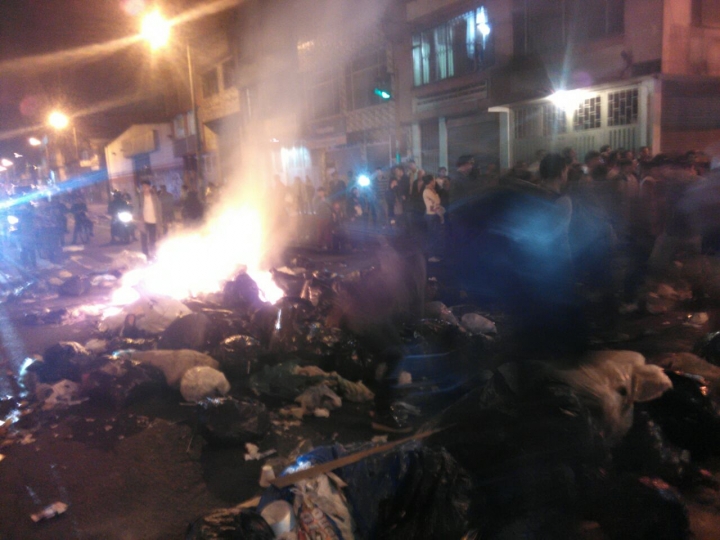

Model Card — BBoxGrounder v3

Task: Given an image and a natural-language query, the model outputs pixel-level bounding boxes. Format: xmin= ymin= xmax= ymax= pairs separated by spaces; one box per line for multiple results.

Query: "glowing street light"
xmin=28 ymin=137 xmax=42 ymax=146
xmin=548 ymin=89 xmax=590 ymax=111
xmin=1 ymin=159 xmax=13 ymax=167
xmin=48 ymin=111 xmax=70 ymax=130
xmin=140 ymin=10 xmax=171 ymax=50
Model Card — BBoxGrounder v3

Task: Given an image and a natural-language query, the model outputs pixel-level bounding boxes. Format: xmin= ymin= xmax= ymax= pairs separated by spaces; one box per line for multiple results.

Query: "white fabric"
xmin=143 ymin=193 xmax=157 ymax=224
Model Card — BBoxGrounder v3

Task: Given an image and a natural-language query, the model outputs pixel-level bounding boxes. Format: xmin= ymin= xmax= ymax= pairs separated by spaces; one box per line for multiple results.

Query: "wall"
xmin=663 ymin=0 xmax=720 ymax=76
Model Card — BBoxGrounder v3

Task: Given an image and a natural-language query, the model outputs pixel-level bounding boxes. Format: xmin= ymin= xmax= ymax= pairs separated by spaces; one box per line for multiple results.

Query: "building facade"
xmin=397 ymin=0 xmax=720 ymax=171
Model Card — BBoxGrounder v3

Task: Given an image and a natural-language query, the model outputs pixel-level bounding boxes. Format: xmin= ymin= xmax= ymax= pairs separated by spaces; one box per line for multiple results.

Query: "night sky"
xmin=0 ymin=0 xmax=193 ymax=157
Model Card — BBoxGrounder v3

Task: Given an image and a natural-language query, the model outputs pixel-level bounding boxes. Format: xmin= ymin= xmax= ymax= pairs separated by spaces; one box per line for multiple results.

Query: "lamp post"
xmin=140 ymin=10 xmax=204 ymax=196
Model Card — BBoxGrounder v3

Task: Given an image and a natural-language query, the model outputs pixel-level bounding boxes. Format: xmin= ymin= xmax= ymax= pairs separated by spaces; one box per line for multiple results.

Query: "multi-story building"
xmin=397 ymin=0 xmax=720 ymax=171
xmin=234 ymin=0 xmax=402 ymax=186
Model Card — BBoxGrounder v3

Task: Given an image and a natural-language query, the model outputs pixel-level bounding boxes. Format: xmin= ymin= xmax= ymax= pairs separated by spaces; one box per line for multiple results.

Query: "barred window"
xmin=573 ymin=96 xmax=602 ymax=131
xmin=608 ymin=89 xmax=638 ymax=126
xmin=514 ymin=105 xmax=541 ymax=139
xmin=543 ymin=103 xmax=567 ymax=135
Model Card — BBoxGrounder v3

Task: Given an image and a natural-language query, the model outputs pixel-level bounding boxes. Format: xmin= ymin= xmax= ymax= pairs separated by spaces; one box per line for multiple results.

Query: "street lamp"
xmin=140 ymin=10 xmax=204 ymax=196
xmin=28 ymin=137 xmax=42 ymax=147
xmin=48 ymin=110 xmax=79 ymax=162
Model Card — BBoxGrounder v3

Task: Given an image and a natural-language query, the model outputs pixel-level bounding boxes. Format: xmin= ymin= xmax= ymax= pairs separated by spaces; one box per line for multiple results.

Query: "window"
xmin=412 ymin=6 xmax=493 ymax=86
xmin=573 ymin=96 xmax=602 ymax=131
xmin=201 ymin=69 xmax=219 ymax=98
xmin=514 ymin=105 xmax=541 ymax=139
xmin=307 ymin=70 xmax=341 ymax=120
xmin=514 ymin=0 xmax=624 ymax=56
xmin=543 ymin=103 xmax=567 ymax=136
xmin=222 ymin=59 xmax=236 ymax=90
xmin=608 ymin=89 xmax=638 ymax=126
xmin=346 ymin=49 xmax=390 ymax=110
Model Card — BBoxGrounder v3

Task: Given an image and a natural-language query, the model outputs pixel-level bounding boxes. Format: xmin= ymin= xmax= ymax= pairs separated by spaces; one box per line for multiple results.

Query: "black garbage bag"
xmin=248 ymin=362 xmax=325 ymax=404
xmin=266 ymin=298 xmax=317 ymax=353
xmin=23 ymin=308 xmax=72 ymax=326
xmin=270 ymin=268 xmax=306 ymax=297
xmin=201 ymin=309 xmax=255 ymax=343
xmin=223 ymin=272 xmax=266 ymax=313
xmin=159 ymin=312 xmax=212 ymax=351
xmin=425 ymin=363 xmax=608 ymax=538
xmin=259 ymin=441 xmax=472 ymax=540
xmin=613 ymin=409 xmax=715 ymax=489
xmin=197 ymin=397 xmax=270 ymax=445
xmin=215 ymin=335 xmax=262 ymax=379
xmin=645 ymin=370 xmax=720 ymax=460
xmin=58 ymin=275 xmax=91 ymax=297
xmin=107 ymin=337 xmax=157 ymax=351
xmin=589 ymin=475 xmax=690 ymax=540
xmin=186 ymin=508 xmax=274 ymax=540
xmin=693 ymin=331 xmax=720 ymax=366
xmin=30 ymin=342 xmax=95 ymax=383
xmin=82 ymin=359 xmax=168 ymax=408
xmin=250 ymin=304 xmax=280 ymax=349
xmin=300 ymin=277 xmax=334 ymax=314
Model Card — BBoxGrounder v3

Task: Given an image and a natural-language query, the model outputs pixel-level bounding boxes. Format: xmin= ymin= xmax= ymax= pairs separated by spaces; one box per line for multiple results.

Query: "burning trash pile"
xmin=6 ymin=240 xmax=720 ymax=539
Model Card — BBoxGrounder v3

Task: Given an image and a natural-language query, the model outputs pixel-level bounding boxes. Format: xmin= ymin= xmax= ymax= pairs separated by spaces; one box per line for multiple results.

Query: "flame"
xmin=110 ymin=202 xmax=283 ymax=307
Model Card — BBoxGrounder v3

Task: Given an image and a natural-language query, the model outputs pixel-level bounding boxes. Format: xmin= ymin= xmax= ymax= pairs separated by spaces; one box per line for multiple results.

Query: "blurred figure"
xmin=158 ymin=185 xmax=175 ymax=236
xmin=313 ymin=187 xmax=332 ymax=250
xmin=136 ymin=180 xmax=163 ymax=259
xmin=70 ymin=193 xmax=93 ymax=244
xmin=422 ymin=174 xmax=444 ymax=262
xmin=386 ymin=177 xmax=403 ymax=227
xmin=16 ymin=203 xmax=37 ymax=269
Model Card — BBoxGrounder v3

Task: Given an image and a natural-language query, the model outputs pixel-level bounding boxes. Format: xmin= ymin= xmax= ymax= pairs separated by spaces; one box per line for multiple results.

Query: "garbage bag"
xmin=180 ymin=366 xmax=230 ymax=402
xmin=644 ymin=370 xmax=720 ymax=460
xmin=82 ymin=359 xmax=167 ymax=408
xmin=102 ymin=296 xmax=193 ymax=335
xmin=30 ymin=342 xmax=95 ymax=383
xmin=107 ymin=337 xmax=157 ymax=351
xmin=295 ymin=384 xmax=342 ymax=414
xmin=58 ymin=275 xmax=91 ymax=297
xmin=613 ymin=409 xmax=713 ymax=489
xmin=186 ymin=508 xmax=274 ymax=540
xmin=260 ymin=441 xmax=471 ymax=540
xmin=424 ymin=301 xmax=459 ymax=326
xmin=693 ymin=331 xmax=720 ymax=366
xmin=216 ymin=335 xmax=262 ymax=379
xmin=293 ymin=473 xmax=355 ymax=540
xmin=197 ymin=397 xmax=270 ymax=445
xmin=271 ymin=268 xmax=306 ymax=297
xmin=223 ymin=272 xmax=265 ymax=312
xmin=159 ymin=312 xmax=212 ymax=351
xmin=589 ymin=475 xmax=689 ymax=540
xmin=35 ymin=379 xmax=83 ymax=410
xmin=249 ymin=362 xmax=326 ymax=404
xmin=131 ymin=349 xmax=220 ymax=387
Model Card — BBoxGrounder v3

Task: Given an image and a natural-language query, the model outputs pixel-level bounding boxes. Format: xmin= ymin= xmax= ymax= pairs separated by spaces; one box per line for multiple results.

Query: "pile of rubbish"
xmin=7 ymin=246 xmax=720 ymax=539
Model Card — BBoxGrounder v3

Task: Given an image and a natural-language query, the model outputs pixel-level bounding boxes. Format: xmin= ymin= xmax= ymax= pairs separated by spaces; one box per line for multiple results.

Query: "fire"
xmin=111 ymin=202 xmax=283 ymax=307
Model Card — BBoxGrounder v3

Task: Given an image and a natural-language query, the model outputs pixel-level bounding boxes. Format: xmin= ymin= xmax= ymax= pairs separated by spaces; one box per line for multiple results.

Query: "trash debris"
xmin=294 ymin=384 xmax=342 ymax=416
xmin=58 ymin=276 xmax=91 ymax=297
xmin=102 ymin=296 xmax=192 ymax=334
xmin=293 ymin=473 xmax=355 ymax=540
xmin=36 ymin=380 xmax=84 ymax=410
xmin=31 ymin=502 xmax=68 ymax=523
xmin=244 ymin=443 xmax=276 ymax=462
xmin=686 ymin=312 xmax=709 ymax=326
xmin=655 ymin=352 xmax=720 ymax=391
xmin=216 ymin=334 xmax=262 ymax=378
xmin=84 ymin=339 xmax=108 ymax=354
xmin=132 ymin=350 xmax=219 ymax=387
xmin=110 ymin=250 xmax=147 ymax=272
xmin=29 ymin=342 xmax=94 ymax=384
xmin=180 ymin=366 xmax=230 ymax=403
xmin=186 ymin=507 xmax=274 ymax=540
xmin=222 ymin=271 xmax=265 ymax=312
xmin=693 ymin=331 xmax=720 ymax=366
xmin=197 ymin=397 xmax=270 ymax=445
xmin=23 ymin=308 xmax=73 ymax=326
xmin=459 ymin=313 xmax=497 ymax=335
xmin=89 ymin=274 xmax=118 ymax=287
xmin=425 ymin=301 xmax=460 ymax=326
xmin=313 ymin=408 xmax=330 ymax=418
xmin=159 ymin=312 xmax=212 ymax=351
xmin=259 ymin=500 xmax=294 ymax=536
xmin=370 ymin=435 xmax=387 ymax=444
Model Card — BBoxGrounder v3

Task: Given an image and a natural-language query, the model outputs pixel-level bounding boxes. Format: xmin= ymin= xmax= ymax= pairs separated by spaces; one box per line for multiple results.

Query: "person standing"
xmin=137 ymin=180 xmax=163 ymax=259
xmin=158 ymin=185 xmax=175 ymax=236
xmin=422 ymin=174 xmax=444 ymax=262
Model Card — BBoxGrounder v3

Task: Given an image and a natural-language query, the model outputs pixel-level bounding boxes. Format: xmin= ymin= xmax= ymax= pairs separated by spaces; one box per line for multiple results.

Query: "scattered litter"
xmin=197 ymin=397 xmax=270 ymax=445
xmin=686 ymin=312 xmax=709 ymax=326
xmin=313 ymin=408 xmax=330 ymax=418
xmin=295 ymin=384 xmax=342 ymax=416
xmin=460 ymin=313 xmax=497 ymax=335
xmin=398 ymin=371 xmax=412 ymax=385
xmin=31 ymin=502 xmax=68 ymax=523
xmin=36 ymin=380 xmax=85 ymax=410
xmin=244 ymin=443 xmax=277 ymax=461
xmin=371 ymin=435 xmax=388 ymax=444
xmin=84 ymin=339 xmax=108 ymax=354
xmin=132 ymin=349 xmax=219 ymax=387
xmin=259 ymin=464 xmax=277 ymax=488
xmin=425 ymin=301 xmax=460 ymax=326
xmin=180 ymin=366 xmax=230 ymax=402
xmin=19 ymin=433 xmax=36 ymax=445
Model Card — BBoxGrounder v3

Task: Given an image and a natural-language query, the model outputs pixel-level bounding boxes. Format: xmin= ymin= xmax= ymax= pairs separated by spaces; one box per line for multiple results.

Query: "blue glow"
xmin=0 ymin=169 xmax=108 ymax=211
